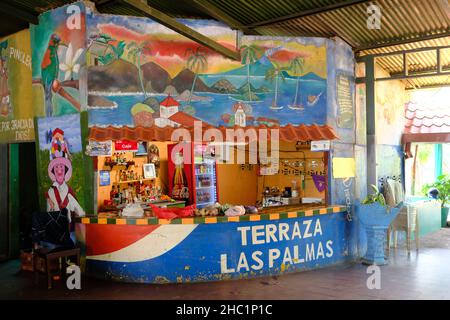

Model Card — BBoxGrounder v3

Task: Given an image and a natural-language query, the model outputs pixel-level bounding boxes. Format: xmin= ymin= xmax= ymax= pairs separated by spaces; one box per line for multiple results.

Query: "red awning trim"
xmin=89 ymin=124 xmax=339 ymax=143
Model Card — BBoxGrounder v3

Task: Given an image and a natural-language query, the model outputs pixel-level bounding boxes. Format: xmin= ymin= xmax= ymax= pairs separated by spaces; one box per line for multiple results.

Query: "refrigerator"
xmin=168 ymin=142 xmax=219 ymax=208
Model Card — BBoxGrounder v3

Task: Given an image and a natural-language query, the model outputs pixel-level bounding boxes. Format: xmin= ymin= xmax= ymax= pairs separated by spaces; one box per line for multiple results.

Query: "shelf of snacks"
xmin=113 ymin=178 xmax=155 ymax=185
xmin=104 ymin=160 xmax=135 ymax=170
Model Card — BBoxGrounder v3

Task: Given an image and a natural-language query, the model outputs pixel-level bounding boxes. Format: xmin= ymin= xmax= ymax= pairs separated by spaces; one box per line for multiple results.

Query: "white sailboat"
xmin=270 ymin=102 xmax=284 ymax=110
xmin=307 ymin=92 xmax=323 ymax=107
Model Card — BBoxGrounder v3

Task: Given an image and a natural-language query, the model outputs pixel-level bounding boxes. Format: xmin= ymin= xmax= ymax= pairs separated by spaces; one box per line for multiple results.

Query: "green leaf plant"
xmin=362 ymin=184 xmax=387 ymax=207
xmin=422 ymin=174 xmax=450 ymax=208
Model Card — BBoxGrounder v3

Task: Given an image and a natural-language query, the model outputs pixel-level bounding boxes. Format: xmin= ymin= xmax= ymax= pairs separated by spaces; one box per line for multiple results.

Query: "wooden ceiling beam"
xmin=246 ymin=0 xmax=372 ymax=29
xmin=0 ymin=2 xmax=38 ymax=25
xmin=121 ymin=0 xmax=240 ymax=61
xmin=190 ymin=0 xmax=258 ymax=35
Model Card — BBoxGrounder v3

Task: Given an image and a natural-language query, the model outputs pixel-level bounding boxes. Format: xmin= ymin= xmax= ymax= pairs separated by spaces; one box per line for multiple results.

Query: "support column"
xmin=435 ymin=144 xmax=443 ymax=178
xmin=364 ymin=56 xmax=377 ymax=193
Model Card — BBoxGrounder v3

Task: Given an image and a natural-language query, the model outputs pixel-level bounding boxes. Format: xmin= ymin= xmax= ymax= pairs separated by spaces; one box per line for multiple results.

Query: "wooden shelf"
xmin=113 ymin=178 xmax=155 ymax=185
xmin=104 ymin=161 xmax=135 ymax=170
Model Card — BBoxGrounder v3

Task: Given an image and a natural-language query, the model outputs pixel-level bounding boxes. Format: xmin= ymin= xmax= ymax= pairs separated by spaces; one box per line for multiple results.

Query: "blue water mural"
xmin=88 ymin=77 xmax=326 ymax=127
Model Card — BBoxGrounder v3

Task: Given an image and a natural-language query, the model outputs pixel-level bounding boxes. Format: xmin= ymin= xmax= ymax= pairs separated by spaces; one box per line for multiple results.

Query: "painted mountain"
xmin=171 ymin=68 xmax=217 ymax=93
xmin=88 ymin=59 xmax=142 ymax=92
xmin=141 ymin=61 xmax=172 ymax=93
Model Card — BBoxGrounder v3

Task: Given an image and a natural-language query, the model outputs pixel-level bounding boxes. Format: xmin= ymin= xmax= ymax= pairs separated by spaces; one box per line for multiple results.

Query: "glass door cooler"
xmin=168 ymin=142 xmax=219 ymax=208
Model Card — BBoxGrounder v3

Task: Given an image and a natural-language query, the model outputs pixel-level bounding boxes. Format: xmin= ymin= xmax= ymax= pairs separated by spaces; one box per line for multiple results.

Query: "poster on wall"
xmin=31 ymin=1 xmax=87 ymax=118
xmin=99 ymin=170 xmax=110 ymax=186
xmin=336 ymin=73 xmax=354 ymax=129
xmin=85 ymin=12 xmax=328 ymax=129
xmin=36 ymin=113 xmax=86 ymax=212
xmin=0 ymin=29 xmax=36 ymax=143
xmin=86 ymin=139 xmax=112 ymax=156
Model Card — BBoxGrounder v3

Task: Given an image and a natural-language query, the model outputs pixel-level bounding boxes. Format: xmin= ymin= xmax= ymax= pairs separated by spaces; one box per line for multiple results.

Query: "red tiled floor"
xmin=1 ymin=228 xmax=450 ymax=300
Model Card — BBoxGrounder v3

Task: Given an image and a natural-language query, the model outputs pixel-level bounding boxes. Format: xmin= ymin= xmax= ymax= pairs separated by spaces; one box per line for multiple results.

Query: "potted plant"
xmin=422 ymin=174 xmax=450 ymax=228
xmin=355 ymin=185 xmax=402 ymax=265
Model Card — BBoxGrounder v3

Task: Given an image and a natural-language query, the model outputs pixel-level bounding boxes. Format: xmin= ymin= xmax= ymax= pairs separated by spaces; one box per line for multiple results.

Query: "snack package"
xmin=224 ymin=205 xmax=246 ymax=217
xmin=150 ymin=203 xmax=196 ymax=220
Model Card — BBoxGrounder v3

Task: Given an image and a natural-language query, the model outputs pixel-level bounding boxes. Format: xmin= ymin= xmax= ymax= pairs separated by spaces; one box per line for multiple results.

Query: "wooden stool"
xmin=33 ymin=247 xmax=80 ymax=289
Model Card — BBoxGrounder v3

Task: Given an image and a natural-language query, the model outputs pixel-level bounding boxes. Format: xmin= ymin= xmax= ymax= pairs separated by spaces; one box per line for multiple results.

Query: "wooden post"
xmin=411 ymin=144 xmax=419 ymax=195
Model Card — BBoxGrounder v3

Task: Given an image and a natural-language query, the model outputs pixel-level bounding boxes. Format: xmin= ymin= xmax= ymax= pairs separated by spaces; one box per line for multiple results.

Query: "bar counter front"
xmin=75 ymin=204 xmax=349 ymax=284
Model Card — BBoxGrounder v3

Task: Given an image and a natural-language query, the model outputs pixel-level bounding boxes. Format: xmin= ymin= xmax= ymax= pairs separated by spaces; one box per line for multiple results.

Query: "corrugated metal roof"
xmin=7 ymin=0 xmax=450 ymax=50
xmin=3 ymin=0 xmax=450 ymax=89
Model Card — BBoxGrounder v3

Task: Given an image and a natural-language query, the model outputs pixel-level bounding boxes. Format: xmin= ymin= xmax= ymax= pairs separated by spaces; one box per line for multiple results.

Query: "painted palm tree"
xmin=265 ymin=62 xmax=286 ymax=109
xmin=127 ymin=41 xmax=152 ymax=98
xmin=240 ymin=44 xmax=262 ymax=101
xmin=185 ymin=47 xmax=207 ymax=105
xmin=289 ymin=56 xmax=305 ymax=107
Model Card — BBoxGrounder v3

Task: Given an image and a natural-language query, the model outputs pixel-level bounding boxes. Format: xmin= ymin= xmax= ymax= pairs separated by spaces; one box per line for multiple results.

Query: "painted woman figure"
xmin=46 ymin=128 xmax=84 ymax=222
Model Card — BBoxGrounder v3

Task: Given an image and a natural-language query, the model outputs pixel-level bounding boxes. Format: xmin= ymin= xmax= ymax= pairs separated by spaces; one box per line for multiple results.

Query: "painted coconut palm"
xmin=265 ymin=61 xmax=286 ymax=110
xmin=239 ymin=44 xmax=263 ymax=102
xmin=185 ymin=47 xmax=207 ymax=106
xmin=127 ymin=40 xmax=152 ymax=98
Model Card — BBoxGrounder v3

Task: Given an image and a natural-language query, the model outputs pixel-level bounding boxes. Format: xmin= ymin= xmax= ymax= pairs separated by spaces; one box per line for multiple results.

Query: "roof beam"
xmin=246 ymin=0 xmax=371 ymax=28
xmin=121 ymin=0 xmax=240 ymax=61
xmin=190 ymin=0 xmax=258 ymax=35
xmin=0 ymin=2 xmax=38 ymax=24
xmin=356 ymin=29 xmax=450 ymax=52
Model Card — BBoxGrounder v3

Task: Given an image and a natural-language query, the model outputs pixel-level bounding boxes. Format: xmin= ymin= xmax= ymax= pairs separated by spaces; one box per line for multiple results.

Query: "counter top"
xmin=75 ymin=204 xmax=346 ymax=225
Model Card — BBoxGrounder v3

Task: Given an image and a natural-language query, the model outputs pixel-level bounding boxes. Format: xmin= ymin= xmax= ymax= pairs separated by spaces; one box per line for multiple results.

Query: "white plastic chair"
xmin=384 ymin=179 xmax=419 ymax=254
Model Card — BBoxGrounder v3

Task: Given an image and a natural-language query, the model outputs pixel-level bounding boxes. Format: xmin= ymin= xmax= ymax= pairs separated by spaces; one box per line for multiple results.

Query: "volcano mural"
xmin=85 ymin=12 xmax=327 ymax=128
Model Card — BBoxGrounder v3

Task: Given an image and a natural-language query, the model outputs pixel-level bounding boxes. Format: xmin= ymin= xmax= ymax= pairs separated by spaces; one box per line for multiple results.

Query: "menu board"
xmin=336 ymin=74 xmax=354 ymax=129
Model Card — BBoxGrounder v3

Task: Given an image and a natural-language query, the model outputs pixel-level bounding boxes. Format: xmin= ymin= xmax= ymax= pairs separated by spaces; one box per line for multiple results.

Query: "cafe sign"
xmin=114 ymin=140 xmax=138 ymax=152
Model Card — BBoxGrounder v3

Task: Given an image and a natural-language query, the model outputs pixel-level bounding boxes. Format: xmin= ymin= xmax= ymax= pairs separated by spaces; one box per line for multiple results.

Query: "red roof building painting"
xmin=403 ymin=102 xmax=450 ymax=143
xmin=160 ymin=95 xmax=180 ymax=108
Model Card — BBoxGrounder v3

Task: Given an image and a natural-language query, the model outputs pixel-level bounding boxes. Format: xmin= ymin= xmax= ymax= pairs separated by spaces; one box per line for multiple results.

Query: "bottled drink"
xmin=172 ymin=152 xmax=189 ymax=202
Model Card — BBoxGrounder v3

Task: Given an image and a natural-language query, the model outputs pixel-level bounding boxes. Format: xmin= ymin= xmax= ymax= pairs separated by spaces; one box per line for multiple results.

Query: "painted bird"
xmin=41 ymin=34 xmax=61 ymax=117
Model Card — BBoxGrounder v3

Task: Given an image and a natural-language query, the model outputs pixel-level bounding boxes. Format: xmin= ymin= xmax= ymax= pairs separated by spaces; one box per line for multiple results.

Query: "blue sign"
xmin=99 ymin=170 xmax=110 ymax=186
xmin=81 ymin=212 xmax=350 ymax=283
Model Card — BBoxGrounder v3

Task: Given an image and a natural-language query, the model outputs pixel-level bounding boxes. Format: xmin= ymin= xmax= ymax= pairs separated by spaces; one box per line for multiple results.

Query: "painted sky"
xmin=38 ymin=113 xmax=82 ymax=153
xmin=87 ymin=13 xmax=327 ymax=78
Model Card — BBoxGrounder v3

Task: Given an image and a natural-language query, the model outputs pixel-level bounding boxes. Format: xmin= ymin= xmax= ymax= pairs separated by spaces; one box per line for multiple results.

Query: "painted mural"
xmin=375 ymin=65 xmax=407 ymax=145
xmin=36 ymin=113 xmax=86 ymax=213
xmin=0 ymin=29 xmax=35 ymax=143
xmin=85 ymin=13 xmax=327 ymax=128
xmin=31 ymin=1 xmax=87 ymax=118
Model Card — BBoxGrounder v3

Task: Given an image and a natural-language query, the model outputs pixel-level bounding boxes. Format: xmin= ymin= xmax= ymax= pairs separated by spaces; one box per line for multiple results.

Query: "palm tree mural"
xmin=265 ymin=62 xmax=286 ymax=110
xmin=127 ymin=41 xmax=152 ymax=98
xmin=185 ymin=47 xmax=207 ymax=105
xmin=240 ymin=44 xmax=262 ymax=101
xmin=289 ymin=56 xmax=305 ymax=109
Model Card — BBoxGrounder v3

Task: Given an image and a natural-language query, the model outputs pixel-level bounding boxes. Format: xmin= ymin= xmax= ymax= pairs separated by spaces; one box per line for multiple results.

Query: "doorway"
xmin=17 ymin=143 xmax=39 ymax=253
xmin=0 ymin=145 xmax=8 ymax=260
xmin=0 ymin=143 xmax=39 ymax=260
